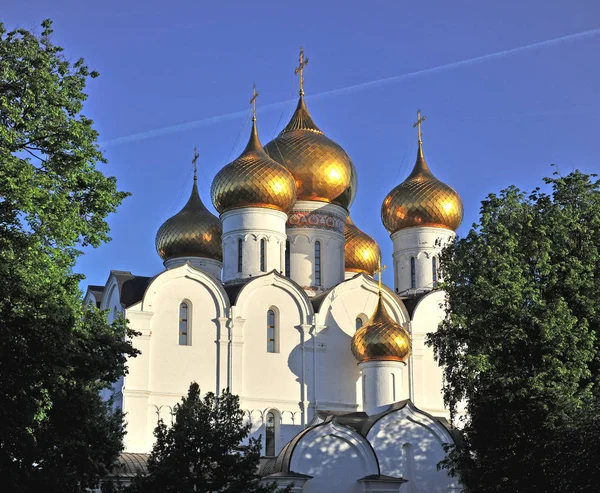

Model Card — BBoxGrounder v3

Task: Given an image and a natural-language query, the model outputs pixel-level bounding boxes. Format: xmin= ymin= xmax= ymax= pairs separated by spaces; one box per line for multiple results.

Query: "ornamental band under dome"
xmin=381 ymin=111 xmax=463 ymax=234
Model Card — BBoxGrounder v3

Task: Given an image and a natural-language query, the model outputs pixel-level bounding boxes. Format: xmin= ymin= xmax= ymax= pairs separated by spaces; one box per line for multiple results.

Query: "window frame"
xmin=267 ymin=308 xmax=279 ymax=353
xmin=178 ymin=301 xmax=191 ymax=346
xmin=285 ymin=240 xmax=291 ymax=277
xmin=260 ymin=238 xmax=266 ymax=272
xmin=314 ymin=240 xmax=322 ymax=287
xmin=410 ymin=257 xmax=416 ymax=289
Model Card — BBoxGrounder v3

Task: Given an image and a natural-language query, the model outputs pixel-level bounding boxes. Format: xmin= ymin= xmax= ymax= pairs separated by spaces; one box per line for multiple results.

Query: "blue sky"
xmin=4 ymin=0 xmax=600 ymax=288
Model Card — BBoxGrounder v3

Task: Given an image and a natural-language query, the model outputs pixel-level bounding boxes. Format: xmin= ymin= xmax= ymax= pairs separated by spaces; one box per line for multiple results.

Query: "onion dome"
xmin=345 ymin=216 xmax=381 ymax=276
xmin=381 ymin=139 xmax=464 ymax=234
xmin=264 ymin=94 xmax=357 ymax=210
xmin=156 ymin=172 xmax=222 ymax=262
xmin=211 ymin=116 xmax=297 ymax=215
xmin=351 ymin=292 xmax=411 ymax=363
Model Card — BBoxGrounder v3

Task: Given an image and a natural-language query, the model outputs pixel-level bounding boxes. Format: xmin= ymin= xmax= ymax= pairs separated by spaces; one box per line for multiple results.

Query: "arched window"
xmin=410 ymin=257 xmax=416 ymax=289
xmin=391 ymin=373 xmax=396 ymax=401
xmin=285 ymin=240 xmax=291 ymax=277
xmin=402 ymin=443 xmax=415 ymax=492
xmin=238 ymin=238 xmax=243 ymax=273
xmin=179 ymin=302 xmax=189 ymax=345
xmin=260 ymin=238 xmax=266 ymax=272
xmin=267 ymin=309 xmax=278 ymax=353
xmin=315 ymin=241 xmax=322 ymax=286
xmin=265 ymin=411 xmax=276 ymax=456
xmin=356 ymin=317 xmax=364 ymax=330
xmin=432 ymin=256 xmax=438 ymax=288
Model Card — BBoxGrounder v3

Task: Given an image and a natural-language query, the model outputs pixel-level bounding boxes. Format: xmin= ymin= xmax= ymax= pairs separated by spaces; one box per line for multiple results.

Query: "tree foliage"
xmin=428 ymin=170 xmax=600 ymax=492
xmin=0 ymin=20 xmax=136 ymax=492
xmin=128 ymin=383 xmax=289 ymax=493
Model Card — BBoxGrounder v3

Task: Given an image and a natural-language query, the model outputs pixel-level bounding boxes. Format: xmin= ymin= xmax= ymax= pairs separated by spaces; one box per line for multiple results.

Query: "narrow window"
xmin=265 ymin=412 xmax=276 ymax=456
xmin=391 ymin=373 xmax=396 ymax=401
xmin=260 ymin=239 xmax=266 ymax=272
xmin=179 ymin=302 xmax=189 ymax=346
xmin=285 ymin=240 xmax=291 ymax=277
xmin=267 ymin=309 xmax=277 ymax=353
xmin=410 ymin=257 xmax=416 ymax=289
xmin=238 ymin=238 xmax=243 ymax=272
xmin=432 ymin=256 xmax=438 ymax=288
xmin=356 ymin=317 xmax=364 ymax=330
xmin=315 ymin=241 xmax=322 ymax=286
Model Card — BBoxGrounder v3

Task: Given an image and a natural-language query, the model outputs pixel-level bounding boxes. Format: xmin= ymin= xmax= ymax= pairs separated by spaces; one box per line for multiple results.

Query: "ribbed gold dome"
xmin=156 ymin=177 xmax=222 ymax=262
xmin=264 ymin=95 xmax=357 ymax=210
xmin=351 ymin=293 xmax=411 ymax=363
xmin=211 ymin=119 xmax=297 ymax=214
xmin=345 ymin=216 xmax=381 ymax=276
xmin=381 ymin=142 xmax=463 ymax=234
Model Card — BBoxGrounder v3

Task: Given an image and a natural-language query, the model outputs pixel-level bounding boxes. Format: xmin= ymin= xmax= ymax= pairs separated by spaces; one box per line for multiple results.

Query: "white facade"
xmin=89 ymin=255 xmax=460 ymax=491
xmin=221 ymin=207 xmax=288 ymax=283
xmin=391 ymin=226 xmax=454 ymax=294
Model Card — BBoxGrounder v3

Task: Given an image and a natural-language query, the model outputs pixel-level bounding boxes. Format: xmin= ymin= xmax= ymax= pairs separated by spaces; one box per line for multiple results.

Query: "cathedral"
xmin=86 ymin=50 xmax=464 ymax=492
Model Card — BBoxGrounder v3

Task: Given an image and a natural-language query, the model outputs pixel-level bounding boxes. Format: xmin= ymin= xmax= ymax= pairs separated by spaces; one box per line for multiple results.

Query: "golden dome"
xmin=381 ymin=141 xmax=463 ymax=234
xmin=264 ymin=95 xmax=357 ymax=210
xmin=351 ymin=293 xmax=411 ymax=363
xmin=345 ymin=216 xmax=381 ymax=276
xmin=156 ymin=177 xmax=222 ymax=262
xmin=211 ymin=118 xmax=297 ymax=214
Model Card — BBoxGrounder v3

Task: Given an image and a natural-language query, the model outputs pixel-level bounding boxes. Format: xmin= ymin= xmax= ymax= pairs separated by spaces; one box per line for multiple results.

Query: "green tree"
xmin=0 ymin=20 xmax=136 ymax=492
xmin=428 ymin=170 xmax=600 ymax=492
xmin=128 ymin=383 xmax=290 ymax=493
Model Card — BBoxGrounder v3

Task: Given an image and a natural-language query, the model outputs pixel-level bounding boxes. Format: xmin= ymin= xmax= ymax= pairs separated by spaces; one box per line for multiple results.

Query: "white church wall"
xmin=367 ymin=405 xmax=461 ymax=493
xmin=234 ymin=274 xmax=313 ymax=415
xmin=290 ymin=421 xmax=379 ymax=493
xmin=120 ymin=265 xmax=230 ymax=452
xmin=410 ymin=291 xmax=448 ymax=417
xmin=315 ymin=276 xmax=410 ymax=411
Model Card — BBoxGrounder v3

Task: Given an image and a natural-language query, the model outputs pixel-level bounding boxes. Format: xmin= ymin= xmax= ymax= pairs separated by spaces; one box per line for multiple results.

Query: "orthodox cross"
xmin=294 ymin=46 xmax=309 ymax=95
xmin=250 ymin=84 xmax=259 ymax=121
xmin=192 ymin=146 xmax=199 ymax=180
xmin=413 ymin=108 xmax=426 ymax=144
xmin=374 ymin=256 xmax=387 ymax=294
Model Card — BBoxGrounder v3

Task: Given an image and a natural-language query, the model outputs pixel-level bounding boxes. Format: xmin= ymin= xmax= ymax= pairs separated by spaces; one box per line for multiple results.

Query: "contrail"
xmin=100 ymin=27 xmax=600 ymax=148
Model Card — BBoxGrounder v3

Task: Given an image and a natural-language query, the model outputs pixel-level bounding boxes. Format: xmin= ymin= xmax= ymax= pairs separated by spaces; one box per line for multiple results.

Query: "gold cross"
xmin=294 ymin=46 xmax=309 ymax=95
xmin=191 ymin=146 xmax=199 ymax=180
xmin=374 ymin=256 xmax=387 ymax=294
xmin=250 ymin=84 xmax=259 ymax=121
xmin=413 ymin=108 xmax=426 ymax=144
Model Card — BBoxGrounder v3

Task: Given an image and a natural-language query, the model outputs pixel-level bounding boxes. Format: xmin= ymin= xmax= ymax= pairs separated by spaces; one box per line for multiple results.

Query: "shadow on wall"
xmin=287 ymin=320 xmax=359 ymax=420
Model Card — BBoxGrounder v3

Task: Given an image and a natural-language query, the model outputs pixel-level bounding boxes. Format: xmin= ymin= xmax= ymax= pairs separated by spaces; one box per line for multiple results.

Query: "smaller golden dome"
xmin=381 ymin=141 xmax=463 ymax=234
xmin=345 ymin=216 xmax=381 ymax=276
xmin=351 ymin=293 xmax=411 ymax=363
xmin=156 ymin=177 xmax=222 ymax=262
xmin=264 ymin=95 xmax=357 ymax=210
xmin=211 ymin=118 xmax=297 ymax=214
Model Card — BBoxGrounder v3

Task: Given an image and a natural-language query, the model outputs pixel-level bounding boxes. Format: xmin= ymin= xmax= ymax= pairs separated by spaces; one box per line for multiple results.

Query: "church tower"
xmin=264 ymin=48 xmax=357 ymax=295
xmin=155 ymin=149 xmax=223 ymax=278
xmin=351 ymin=261 xmax=411 ymax=415
xmin=381 ymin=110 xmax=463 ymax=294
xmin=211 ymin=86 xmax=297 ymax=284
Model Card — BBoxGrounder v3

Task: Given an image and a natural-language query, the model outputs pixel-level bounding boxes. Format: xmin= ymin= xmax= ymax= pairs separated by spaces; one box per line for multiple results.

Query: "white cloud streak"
xmin=100 ymin=27 xmax=600 ymax=148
